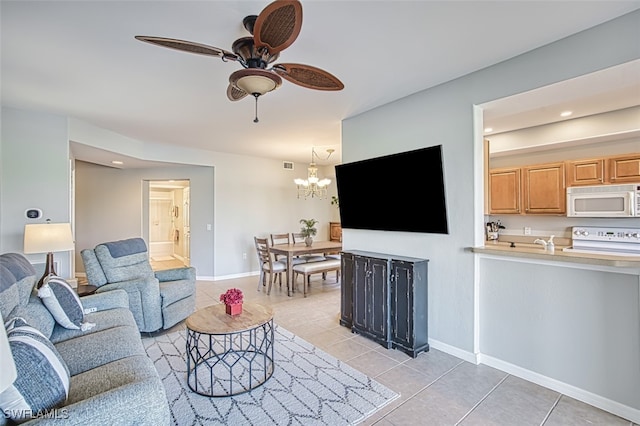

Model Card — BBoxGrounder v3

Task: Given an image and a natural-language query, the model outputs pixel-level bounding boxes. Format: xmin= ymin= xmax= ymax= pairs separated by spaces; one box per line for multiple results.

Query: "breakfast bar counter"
xmin=469 ymin=241 xmax=640 ymax=270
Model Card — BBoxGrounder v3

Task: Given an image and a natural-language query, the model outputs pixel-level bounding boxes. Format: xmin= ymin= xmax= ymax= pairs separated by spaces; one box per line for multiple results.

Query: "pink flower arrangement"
xmin=220 ymin=288 xmax=243 ymax=305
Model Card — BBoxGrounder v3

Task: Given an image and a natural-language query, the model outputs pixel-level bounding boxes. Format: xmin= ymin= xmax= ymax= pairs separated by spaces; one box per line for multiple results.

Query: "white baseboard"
xmin=478 ymin=353 xmax=640 ymax=424
xmin=428 ymin=338 xmax=478 ymax=364
xmin=196 ymin=271 xmax=260 ymax=282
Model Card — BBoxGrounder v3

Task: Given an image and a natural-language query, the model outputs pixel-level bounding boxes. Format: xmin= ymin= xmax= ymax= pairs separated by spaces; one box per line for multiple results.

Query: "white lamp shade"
xmin=24 ymin=223 xmax=74 ymax=254
xmin=229 ymin=69 xmax=282 ymax=96
xmin=0 ymin=312 xmax=17 ymax=393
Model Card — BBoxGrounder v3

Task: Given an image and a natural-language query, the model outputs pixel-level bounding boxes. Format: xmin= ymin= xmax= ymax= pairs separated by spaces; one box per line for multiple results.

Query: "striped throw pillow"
xmin=38 ymin=276 xmax=94 ymax=331
xmin=0 ymin=318 xmax=70 ymax=421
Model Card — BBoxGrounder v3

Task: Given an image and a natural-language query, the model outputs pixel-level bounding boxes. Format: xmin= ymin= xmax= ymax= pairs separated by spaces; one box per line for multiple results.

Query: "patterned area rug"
xmin=142 ymin=325 xmax=399 ymax=425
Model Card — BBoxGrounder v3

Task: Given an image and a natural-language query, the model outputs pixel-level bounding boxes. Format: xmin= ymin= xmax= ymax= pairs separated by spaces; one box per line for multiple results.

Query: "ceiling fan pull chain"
xmin=253 ymin=94 xmax=259 ymax=123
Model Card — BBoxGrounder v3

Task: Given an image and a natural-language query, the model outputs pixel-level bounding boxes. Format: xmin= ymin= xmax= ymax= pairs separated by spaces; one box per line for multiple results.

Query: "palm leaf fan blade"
xmin=253 ymin=0 xmax=303 ymax=54
xmin=274 ymin=63 xmax=344 ymax=91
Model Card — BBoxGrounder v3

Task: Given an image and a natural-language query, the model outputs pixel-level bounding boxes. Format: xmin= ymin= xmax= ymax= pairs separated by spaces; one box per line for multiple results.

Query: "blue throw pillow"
xmin=38 ymin=276 xmax=95 ymax=331
xmin=0 ymin=318 xmax=70 ymax=421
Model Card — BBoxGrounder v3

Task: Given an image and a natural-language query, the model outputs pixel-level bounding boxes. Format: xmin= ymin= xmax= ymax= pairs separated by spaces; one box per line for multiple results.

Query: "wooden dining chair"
xmin=254 ymin=237 xmax=287 ymax=295
xmin=270 ymin=233 xmax=306 ymax=265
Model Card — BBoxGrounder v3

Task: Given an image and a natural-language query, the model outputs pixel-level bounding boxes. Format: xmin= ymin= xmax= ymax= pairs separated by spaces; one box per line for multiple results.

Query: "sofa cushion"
xmin=0 ymin=253 xmax=37 ymax=319
xmin=0 ymin=318 xmax=69 ymax=422
xmin=64 ymin=355 xmax=170 ymax=425
xmin=38 ymin=276 xmax=94 ymax=331
xmin=54 ymin=323 xmax=146 ymax=376
xmin=49 ymin=307 xmax=136 ymax=345
xmin=11 ymin=295 xmax=55 ymax=339
xmin=0 ymin=284 xmax=19 ymax=321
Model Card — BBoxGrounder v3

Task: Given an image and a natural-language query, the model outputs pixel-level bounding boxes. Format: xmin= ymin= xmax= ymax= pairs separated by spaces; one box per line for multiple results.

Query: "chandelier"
xmin=294 ymin=148 xmax=334 ymax=199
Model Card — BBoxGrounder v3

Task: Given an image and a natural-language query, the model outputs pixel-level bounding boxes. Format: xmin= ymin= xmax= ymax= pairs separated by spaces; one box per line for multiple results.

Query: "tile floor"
xmin=153 ymin=260 xmax=635 ymax=425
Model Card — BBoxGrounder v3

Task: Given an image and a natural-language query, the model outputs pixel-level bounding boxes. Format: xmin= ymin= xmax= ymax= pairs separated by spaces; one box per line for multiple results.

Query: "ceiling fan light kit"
xmin=229 ymin=69 xmax=282 ymax=97
xmin=135 ymin=0 xmax=343 ymax=123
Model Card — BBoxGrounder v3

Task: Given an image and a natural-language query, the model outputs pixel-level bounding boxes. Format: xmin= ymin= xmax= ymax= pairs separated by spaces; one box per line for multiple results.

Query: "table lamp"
xmin=0 ymin=312 xmax=17 ymax=397
xmin=24 ymin=222 xmax=74 ymax=288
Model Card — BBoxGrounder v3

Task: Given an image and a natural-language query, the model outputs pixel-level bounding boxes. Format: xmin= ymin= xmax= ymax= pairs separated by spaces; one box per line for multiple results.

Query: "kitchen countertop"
xmin=470 ymin=241 xmax=640 ymax=269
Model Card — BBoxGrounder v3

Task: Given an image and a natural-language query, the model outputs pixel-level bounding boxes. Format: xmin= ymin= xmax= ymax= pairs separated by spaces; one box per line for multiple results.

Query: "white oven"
xmin=563 ymin=226 xmax=640 ymax=257
xmin=566 ymin=183 xmax=640 ymax=217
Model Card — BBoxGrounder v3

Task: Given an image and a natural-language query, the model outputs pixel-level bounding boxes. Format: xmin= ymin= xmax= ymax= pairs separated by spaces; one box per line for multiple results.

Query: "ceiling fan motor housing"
xmin=232 ymin=37 xmax=279 ymax=69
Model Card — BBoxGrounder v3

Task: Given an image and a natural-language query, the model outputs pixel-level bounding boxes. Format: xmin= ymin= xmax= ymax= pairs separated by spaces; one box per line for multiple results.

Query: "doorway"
xmin=146 ymin=179 xmax=190 ymax=269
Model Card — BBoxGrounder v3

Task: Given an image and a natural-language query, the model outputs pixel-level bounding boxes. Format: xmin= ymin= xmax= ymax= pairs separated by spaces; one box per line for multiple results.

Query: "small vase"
xmin=226 ymin=303 xmax=242 ymax=316
xmin=304 ymin=237 xmax=313 ymax=247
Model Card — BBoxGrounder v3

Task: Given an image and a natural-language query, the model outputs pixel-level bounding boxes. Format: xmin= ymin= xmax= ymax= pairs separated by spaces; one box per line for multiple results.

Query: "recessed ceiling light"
xmin=111 ymin=160 xmax=124 ymax=165
xmin=484 ymin=127 xmax=493 ymax=133
xmin=560 ymin=111 xmax=573 ymax=117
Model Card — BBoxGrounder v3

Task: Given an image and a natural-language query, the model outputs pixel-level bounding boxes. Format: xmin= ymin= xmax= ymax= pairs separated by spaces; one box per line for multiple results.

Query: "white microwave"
xmin=567 ymin=183 xmax=640 ymax=217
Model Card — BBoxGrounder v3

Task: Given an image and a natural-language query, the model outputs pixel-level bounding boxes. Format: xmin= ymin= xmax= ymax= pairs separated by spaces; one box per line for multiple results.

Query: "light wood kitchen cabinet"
xmin=522 ymin=162 xmax=566 ymax=214
xmin=329 ymin=222 xmax=342 ymax=242
xmin=565 ymin=158 xmax=605 ymax=186
xmin=488 ymin=167 xmax=521 ymax=214
xmin=608 ymin=154 xmax=640 ymax=183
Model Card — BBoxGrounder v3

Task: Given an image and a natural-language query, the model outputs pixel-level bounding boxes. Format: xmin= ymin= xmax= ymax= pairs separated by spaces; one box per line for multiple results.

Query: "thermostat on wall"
xmin=25 ymin=208 xmax=43 ymax=219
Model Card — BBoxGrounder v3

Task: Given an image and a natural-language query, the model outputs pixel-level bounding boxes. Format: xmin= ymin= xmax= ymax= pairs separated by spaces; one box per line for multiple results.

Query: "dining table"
xmin=269 ymin=240 xmax=342 ymax=296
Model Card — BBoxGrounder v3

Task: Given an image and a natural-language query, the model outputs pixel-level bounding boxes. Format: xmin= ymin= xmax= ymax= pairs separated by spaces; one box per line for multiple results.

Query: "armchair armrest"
xmin=94 ymin=276 xmax=162 ymax=333
xmin=155 ymin=266 xmax=196 ymax=282
xmin=80 ymin=289 xmax=129 ymax=311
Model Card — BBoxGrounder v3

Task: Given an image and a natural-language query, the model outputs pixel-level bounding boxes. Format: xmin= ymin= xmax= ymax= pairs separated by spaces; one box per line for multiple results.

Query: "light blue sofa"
xmin=80 ymin=238 xmax=195 ymax=333
xmin=0 ymin=252 xmax=170 ymax=425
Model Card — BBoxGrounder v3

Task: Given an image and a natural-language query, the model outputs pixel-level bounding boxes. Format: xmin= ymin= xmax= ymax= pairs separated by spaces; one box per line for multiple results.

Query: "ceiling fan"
xmin=135 ymin=0 xmax=344 ymax=122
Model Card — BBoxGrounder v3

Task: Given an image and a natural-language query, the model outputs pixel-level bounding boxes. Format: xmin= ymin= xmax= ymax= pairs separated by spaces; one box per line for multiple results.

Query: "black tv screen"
xmin=335 ymin=145 xmax=448 ymax=234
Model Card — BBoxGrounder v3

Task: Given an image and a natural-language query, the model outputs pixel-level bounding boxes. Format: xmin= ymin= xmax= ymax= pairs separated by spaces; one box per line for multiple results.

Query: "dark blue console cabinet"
xmin=340 ymin=250 xmax=429 ymax=358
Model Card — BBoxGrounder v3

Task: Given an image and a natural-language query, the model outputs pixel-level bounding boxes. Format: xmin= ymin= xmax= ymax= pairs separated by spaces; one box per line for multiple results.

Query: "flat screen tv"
xmin=335 ymin=145 xmax=448 ymax=234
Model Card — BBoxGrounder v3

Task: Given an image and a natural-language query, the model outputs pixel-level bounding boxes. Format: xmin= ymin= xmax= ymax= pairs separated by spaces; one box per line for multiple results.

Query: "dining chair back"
xmin=291 ymin=232 xmax=326 ymax=263
xmin=254 ymin=237 xmax=287 ymax=295
xmin=269 ymin=233 xmax=290 ymax=261
xmin=271 ymin=233 xmax=306 ymax=265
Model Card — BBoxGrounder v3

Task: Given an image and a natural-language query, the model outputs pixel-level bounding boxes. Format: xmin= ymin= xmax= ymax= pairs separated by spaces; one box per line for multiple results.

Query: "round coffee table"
xmin=185 ymin=302 xmax=274 ymax=397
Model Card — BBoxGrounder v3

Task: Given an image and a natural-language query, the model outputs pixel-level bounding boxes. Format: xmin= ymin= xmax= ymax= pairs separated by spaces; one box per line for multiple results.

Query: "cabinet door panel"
xmin=609 ymin=155 xmax=640 ymax=183
xmin=352 ymin=256 xmax=369 ymax=330
xmin=369 ymin=259 xmax=389 ymax=340
xmin=391 ymin=263 xmax=412 ymax=347
xmin=489 ymin=168 xmax=520 ymax=214
xmin=523 ymin=162 xmax=565 ymax=214
xmin=566 ymin=159 xmax=605 ymax=186
xmin=339 ymin=252 xmax=354 ymax=328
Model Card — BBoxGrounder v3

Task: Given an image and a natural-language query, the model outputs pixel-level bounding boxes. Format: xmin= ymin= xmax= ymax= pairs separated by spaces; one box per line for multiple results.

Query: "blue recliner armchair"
xmin=81 ymin=237 xmax=195 ymax=332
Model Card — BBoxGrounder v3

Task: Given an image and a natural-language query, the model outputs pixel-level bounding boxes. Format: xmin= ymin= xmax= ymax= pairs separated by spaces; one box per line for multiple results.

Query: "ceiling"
xmin=2 ymin=1 xmax=639 ymax=168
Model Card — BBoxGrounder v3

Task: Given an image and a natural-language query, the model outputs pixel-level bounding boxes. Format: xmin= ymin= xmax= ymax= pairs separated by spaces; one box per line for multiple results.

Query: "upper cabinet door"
xmin=566 ymin=158 xmax=605 ymax=186
xmin=522 ymin=162 xmax=566 ymax=214
xmin=609 ymin=154 xmax=640 ymax=183
xmin=489 ymin=167 xmax=521 ymax=214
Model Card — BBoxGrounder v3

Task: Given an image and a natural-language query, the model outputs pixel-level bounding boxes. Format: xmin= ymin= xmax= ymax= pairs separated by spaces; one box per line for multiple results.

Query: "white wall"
xmin=68 ymin=120 xmax=336 ymax=279
xmin=2 ymin=110 xmax=336 ymax=281
xmin=74 ymin=161 xmax=216 ymax=277
xmin=341 ymin=8 xmax=640 ymax=421
xmin=0 ymin=108 xmax=74 ymax=279
xmin=480 ymin=258 xmax=640 ymax=418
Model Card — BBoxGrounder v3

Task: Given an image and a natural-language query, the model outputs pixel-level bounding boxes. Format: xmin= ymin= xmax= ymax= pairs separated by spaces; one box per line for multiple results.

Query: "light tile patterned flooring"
xmin=152 ymin=260 xmax=635 ymax=425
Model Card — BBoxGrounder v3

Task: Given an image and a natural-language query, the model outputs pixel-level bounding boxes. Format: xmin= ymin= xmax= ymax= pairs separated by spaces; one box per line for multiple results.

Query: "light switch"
xmin=206 ymin=224 xmax=212 ymax=231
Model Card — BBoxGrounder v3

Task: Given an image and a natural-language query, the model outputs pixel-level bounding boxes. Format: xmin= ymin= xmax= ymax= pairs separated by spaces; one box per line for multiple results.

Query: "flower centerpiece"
xmin=220 ymin=288 xmax=244 ymax=316
xmin=299 ymin=218 xmax=318 ymax=247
